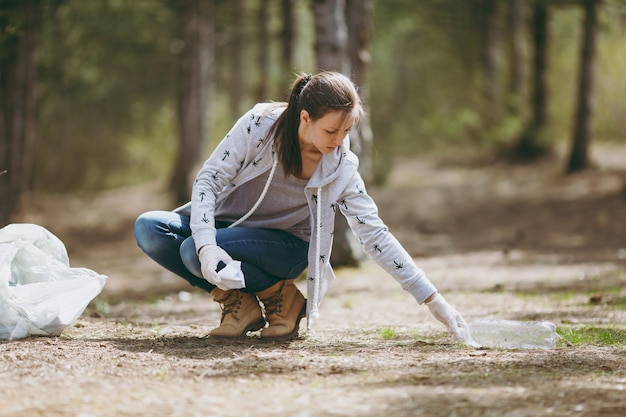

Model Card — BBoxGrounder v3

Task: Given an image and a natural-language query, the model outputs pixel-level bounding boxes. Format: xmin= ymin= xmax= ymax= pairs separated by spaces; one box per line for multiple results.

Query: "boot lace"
xmin=220 ymin=293 xmax=242 ymax=321
xmin=262 ymin=292 xmax=283 ymax=317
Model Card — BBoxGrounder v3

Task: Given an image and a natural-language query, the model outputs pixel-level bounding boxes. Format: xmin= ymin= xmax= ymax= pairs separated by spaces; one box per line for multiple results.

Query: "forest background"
xmin=2 ymin=0 xmax=625 ymax=226
xmin=1 ymin=2 xmax=626 ymax=416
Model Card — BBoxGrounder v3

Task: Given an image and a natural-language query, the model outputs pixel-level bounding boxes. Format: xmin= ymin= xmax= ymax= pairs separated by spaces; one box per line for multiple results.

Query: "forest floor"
xmin=2 ymin=144 xmax=626 ymax=417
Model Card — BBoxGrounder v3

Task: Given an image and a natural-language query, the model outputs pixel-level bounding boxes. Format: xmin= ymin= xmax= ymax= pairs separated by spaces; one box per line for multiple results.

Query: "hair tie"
xmin=293 ymin=74 xmax=312 ymax=97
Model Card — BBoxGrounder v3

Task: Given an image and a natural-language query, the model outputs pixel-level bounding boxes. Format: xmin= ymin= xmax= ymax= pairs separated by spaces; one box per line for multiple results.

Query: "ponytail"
xmin=269 ymin=73 xmax=312 ymax=177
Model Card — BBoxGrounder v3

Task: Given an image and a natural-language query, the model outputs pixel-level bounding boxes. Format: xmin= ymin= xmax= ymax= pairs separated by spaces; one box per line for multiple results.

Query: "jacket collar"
xmin=307 ymin=140 xmax=358 ymax=189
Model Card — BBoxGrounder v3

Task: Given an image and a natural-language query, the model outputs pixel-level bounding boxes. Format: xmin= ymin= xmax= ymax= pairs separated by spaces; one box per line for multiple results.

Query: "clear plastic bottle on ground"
xmin=468 ymin=319 xmax=559 ymax=349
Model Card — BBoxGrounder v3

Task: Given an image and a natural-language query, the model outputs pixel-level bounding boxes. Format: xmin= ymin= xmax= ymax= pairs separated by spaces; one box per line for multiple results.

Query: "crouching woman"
xmin=134 ymin=71 xmax=471 ymax=343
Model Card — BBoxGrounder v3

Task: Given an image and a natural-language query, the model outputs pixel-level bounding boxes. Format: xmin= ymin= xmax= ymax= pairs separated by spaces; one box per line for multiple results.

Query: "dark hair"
xmin=268 ymin=71 xmax=364 ymax=178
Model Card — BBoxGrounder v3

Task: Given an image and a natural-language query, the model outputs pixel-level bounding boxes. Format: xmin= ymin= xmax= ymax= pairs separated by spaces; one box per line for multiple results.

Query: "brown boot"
xmin=209 ymin=288 xmax=266 ymax=338
xmin=256 ymin=280 xmax=306 ymax=341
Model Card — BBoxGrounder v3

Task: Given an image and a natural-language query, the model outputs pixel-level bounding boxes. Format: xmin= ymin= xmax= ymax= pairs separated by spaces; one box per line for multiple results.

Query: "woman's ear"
xmin=300 ymin=110 xmax=310 ymax=125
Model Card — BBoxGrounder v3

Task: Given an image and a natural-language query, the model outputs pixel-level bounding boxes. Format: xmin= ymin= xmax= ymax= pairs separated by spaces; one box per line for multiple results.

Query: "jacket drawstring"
xmin=228 ymin=156 xmax=278 ymax=229
xmin=307 ymin=186 xmax=323 ymax=329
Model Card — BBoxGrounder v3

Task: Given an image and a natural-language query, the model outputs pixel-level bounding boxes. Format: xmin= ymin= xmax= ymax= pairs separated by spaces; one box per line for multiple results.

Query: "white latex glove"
xmin=198 ymin=245 xmax=245 ymax=290
xmin=426 ymin=293 xmax=478 ymax=347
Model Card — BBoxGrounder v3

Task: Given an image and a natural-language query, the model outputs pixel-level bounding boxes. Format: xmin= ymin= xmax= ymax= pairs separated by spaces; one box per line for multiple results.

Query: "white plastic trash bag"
xmin=0 ymin=223 xmax=107 ymax=339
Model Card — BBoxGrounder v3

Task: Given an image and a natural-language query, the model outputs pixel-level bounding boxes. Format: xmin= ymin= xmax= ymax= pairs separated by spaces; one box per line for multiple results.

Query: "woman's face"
xmin=298 ymin=110 xmax=354 ymax=155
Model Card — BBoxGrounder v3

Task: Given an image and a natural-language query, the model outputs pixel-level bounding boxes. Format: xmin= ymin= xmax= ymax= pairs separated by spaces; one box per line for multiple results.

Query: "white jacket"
xmin=177 ymin=103 xmax=437 ymax=327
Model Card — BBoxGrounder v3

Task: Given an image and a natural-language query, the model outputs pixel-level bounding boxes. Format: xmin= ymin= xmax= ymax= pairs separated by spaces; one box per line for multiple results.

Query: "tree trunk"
xmin=511 ymin=0 xmax=549 ymax=161
xmin=255 ymin=0 xmax=270 ymax=102
xmin=313 ymin=0 xmax=360 ymax=268
xmin=345 ymin=0 xmax=373 ymax=183
xmin=529 ymin=1 xmax=548 ymax=132
xmin=169 ymin=0 xmax=213 ymax=204
xmin=566 ymin=0 xmax=599 ymax=173
xmin=481 ymin=0 xmax=501 ymax=123
xmin=230 ymin=0 xmax=244 ymax=117
xmin=507 ymin=0 xmax=525 ymax=114
xmin=280 ymin=0 xmax=295 ymax=75
xmin=0 ymin=0 xmax=42 ymax=225
xmin=313 ymin=0 xmax=347 ymax=73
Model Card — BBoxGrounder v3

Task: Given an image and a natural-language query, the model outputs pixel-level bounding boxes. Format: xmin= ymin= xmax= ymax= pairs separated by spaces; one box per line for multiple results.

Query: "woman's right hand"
xmin=199 ymin=245 xmax=234 ymax=289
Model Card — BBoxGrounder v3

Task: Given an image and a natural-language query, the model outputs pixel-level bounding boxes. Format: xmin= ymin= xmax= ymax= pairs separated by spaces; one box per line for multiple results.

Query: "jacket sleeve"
xmin=190 ymin=108 xmax=258 ymax=252
xmin=338 ymin=171 xmax=438 ymax=304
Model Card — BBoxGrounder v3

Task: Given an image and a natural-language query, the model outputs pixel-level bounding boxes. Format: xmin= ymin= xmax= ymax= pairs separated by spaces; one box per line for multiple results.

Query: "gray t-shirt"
xmin=215 ymin=168 xmax=311 ymax=242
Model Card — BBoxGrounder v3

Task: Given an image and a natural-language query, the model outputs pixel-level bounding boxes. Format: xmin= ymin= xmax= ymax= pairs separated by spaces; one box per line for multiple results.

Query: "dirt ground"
xmin=2 ymin=144 xmax=625 ymax=417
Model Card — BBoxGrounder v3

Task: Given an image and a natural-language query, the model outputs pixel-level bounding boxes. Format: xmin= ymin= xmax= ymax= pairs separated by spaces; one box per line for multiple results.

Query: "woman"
xmin=135 ymin=71 xmax=471 ymax=343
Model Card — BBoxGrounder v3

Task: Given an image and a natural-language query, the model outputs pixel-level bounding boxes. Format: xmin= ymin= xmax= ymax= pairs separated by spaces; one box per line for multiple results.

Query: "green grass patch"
xmin=558 ymin=324 xmax=626 ymax=347
xmin=378 ymin=327 xmax=397 ymax=340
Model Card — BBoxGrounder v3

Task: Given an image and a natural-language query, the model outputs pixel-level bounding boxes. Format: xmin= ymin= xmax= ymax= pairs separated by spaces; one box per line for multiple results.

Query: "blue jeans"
xmin=134 ymin=211 xmax=309 ymax=293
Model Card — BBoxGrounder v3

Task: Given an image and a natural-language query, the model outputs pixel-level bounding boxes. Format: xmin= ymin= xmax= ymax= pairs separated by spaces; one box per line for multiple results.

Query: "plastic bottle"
xmin=468 ymin=319 xmax=559 ymax=349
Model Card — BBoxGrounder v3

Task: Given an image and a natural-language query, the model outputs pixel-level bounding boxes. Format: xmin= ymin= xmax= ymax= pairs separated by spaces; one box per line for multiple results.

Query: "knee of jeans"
xmin=134 ymin=212 xmax=158 ymax=251
xmin=180 ymin=237 xmax=201 ymax=276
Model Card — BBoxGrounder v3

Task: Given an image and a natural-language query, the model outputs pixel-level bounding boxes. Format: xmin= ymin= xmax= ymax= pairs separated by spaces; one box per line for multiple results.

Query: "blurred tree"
xmin=481 ymin=0 xmax=503 ymax=123
xmin=370 ymin=0 xmax=485 ymax=161
xmin=511 ymin=0 xmax=551 ymax=160
xmin=566 ymin=0 xmax=599 ymax=173
xmin=280 ymin=0 xmax=295 ymax=74
xmin=313 ymin=0 xmax=347 ymax=72
xmin=0 ymin=0 xmax=44 ymax=225
xmin=346 ymin=0 xmax=374 ymax=183
xmin=169 ymin=0 xmax=214 ymax=204
xmin=34 ymin=0 xmax=177 ymax=191
xmin=312 ymin=0 xmax=374 ymax=267
xmin=507 ymin=0 xmax=526 ymax=114
xmin=255 ymin=0 xmax=270 ymax=102
xmin=230 ymin=0 xmax=244 ymax=116
xmin=313 ymin=0 xmax=360 ymax=268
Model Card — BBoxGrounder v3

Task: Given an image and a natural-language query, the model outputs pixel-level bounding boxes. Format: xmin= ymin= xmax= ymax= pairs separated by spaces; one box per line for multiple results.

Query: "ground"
xmin=1 ymin=144 xmax=625 ymax=417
